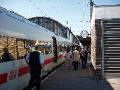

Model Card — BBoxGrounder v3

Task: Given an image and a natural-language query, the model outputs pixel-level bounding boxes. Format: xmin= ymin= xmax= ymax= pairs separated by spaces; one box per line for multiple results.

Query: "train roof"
xmin=29 ymin=16 xmax=72 ymax=32
xmin=0 ymin=6 xmax=71 ymax=44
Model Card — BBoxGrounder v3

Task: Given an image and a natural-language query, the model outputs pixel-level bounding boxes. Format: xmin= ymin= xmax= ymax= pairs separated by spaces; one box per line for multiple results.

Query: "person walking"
xmin=25 ymin=46 xmax=44 ymax=90
xmin=72 ymin=47 xmax=80 ymax=71
xmin=80 ymin=48 xmax=88 ymax=69
xmin=64 ymin=49 xmax=71 ymax=70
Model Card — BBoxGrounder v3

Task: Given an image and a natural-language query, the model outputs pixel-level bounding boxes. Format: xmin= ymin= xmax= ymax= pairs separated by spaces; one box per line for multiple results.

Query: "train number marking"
xmin=9 ymin=70 xmax=17 ymax=80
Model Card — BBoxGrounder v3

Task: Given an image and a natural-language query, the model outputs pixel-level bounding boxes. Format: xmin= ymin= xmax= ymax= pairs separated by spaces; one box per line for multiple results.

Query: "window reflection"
xmin=0 ymin=35 xmax=53 ymax=63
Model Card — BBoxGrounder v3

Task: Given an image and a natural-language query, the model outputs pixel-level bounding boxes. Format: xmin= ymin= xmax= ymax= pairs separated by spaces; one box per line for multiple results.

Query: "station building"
xmin=28 ymin=17 xmax=79 ymax=44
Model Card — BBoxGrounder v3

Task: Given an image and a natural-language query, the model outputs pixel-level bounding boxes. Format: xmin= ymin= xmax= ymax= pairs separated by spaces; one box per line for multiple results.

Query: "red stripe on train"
xmin=0 ymin=54 xmax=64 ymax=81
xmin=58 ymin=54 xmax=64 ymax=59
xmin=17 ymin=56 xmax=53 ymax=76
xmin=44 ymin=58 xmax=54 ymax=65
xmin=44 ymin=54 xmax=64 ymax=65
xmin=18 ymin=56 xmax=55 ymax=76
xmin=0 ymin=73 xmax=8 ymax=85
xmin=18 ymin=66 xmax=30 ymax=76
xmin=18 ymin=58 xmax=53 ymax=76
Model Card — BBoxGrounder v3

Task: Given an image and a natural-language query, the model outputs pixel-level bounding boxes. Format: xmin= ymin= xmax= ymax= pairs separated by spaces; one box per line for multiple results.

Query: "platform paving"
xmin=41 ymin=62 xmax=116 ymax=90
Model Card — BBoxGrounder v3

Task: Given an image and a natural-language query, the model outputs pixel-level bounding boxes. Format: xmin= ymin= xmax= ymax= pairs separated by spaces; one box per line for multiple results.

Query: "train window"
xmin=39 ymin=45 xmax=45 ymax=54
xmin=7 ymin=37 xmax=17 ymax=59
xmin=16 ymin=39 xmax=27 ymax=59
xmin=58 ymin=44 xmax=65 ymax=53
xmin=36 ymin=42 xmax=52 ymax=55
xmin=0 ymin=36 xmax=53 ymax=63
xmin=0 ymin=36 xmax=16 ymax=63
xmin=44 ymin=43 xmax=52 ymax=54
xmin=57 ymin=45 xmax=60 ymax=53
xmin=0 ymin=36 xmax=7 ymax=62
xmin=59 ymin=45 xmax=63 ymax=52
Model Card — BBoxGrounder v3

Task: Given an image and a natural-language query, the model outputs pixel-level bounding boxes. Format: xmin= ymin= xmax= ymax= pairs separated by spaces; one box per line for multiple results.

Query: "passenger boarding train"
xmin=0 ymin=6 xmax=72 ymax=90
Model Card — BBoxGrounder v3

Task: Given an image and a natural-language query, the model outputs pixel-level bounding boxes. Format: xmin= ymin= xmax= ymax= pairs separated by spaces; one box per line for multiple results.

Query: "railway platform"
xmin=40 ymin=62 xmax=116 ymax=90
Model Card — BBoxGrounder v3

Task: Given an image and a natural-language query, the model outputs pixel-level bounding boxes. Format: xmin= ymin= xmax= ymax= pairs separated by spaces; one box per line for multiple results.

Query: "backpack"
xmin=29 ymin=51 xmax=41 ymax=72
xmin=80 ymin=51 xmax=85 ymax=57
xmin=80 ymin=50 xmax=88 ymax=60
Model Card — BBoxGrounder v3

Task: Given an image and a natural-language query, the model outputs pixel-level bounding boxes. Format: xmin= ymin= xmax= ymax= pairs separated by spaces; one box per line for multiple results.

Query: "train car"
xmin=0 ymin=6 xmax=72 ymax=90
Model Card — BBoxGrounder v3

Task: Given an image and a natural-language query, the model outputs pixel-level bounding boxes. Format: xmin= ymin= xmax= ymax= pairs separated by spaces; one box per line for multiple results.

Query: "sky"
xmin=0 ymin=0 xmax=120 ymax=35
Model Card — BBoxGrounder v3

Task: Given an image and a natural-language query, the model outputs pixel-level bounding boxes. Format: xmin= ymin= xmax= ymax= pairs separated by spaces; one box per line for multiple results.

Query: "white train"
xmin=0 ymin=6 xmax=72 ymax=90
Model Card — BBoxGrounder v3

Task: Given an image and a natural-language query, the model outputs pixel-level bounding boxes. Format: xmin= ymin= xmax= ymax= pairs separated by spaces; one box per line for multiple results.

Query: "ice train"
xmin=0 ymin=6 xmax=73 ymax=90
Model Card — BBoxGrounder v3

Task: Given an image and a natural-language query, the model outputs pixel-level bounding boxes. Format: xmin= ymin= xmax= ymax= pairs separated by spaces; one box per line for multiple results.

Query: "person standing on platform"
xmin=25 ymin=46 xmax=44 ymax=90
xmin=80 ymin=48 xmax=88 ymax=69
xmin=72 ymin=47 xmax=80 ymax=71
xmin=64 ymin=49 xmax=71 ymax=70
xmin=1 ymin=47 xmax=14 ymax=62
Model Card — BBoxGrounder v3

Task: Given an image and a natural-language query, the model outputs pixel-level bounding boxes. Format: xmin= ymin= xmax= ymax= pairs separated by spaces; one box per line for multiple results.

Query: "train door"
xmin=52 ymin=37 xmax=57 ymax=62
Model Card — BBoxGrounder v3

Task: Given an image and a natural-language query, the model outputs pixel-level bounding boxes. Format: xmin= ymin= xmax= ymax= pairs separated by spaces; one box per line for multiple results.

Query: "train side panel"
xmin=0 ymin=60 xmax=29 ymax=90
xmin=0 ymin=53 xmax=65 ymax=90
